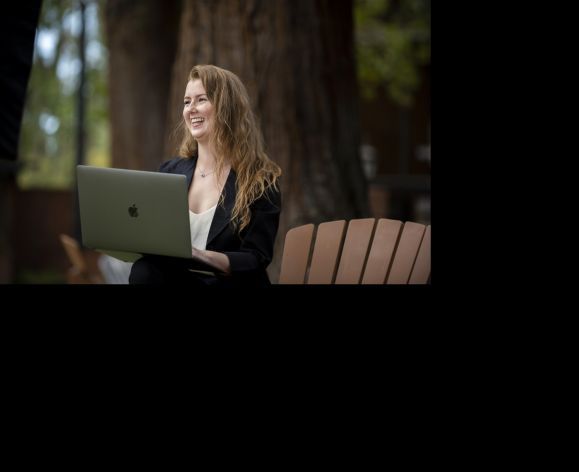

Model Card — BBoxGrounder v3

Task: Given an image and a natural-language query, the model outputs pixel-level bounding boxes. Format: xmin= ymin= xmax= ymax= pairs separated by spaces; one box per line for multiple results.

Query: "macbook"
xmin=76 ymin=165 xmax=192 ymax=262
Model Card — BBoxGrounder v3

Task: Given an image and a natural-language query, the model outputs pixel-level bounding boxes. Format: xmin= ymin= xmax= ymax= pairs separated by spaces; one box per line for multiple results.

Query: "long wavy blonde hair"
xmin=177 ymin=64 xmax=281 ymax=234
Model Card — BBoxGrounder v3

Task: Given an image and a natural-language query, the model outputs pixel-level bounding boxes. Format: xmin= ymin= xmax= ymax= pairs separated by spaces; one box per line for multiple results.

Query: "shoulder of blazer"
xmin=251 ymin=182 xmax=282 ymax=211
xmin=158 ymin=156 xmax=196 ymax=173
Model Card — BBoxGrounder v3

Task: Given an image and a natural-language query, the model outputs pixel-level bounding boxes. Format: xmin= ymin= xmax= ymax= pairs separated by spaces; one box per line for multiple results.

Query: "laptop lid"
xmin=77 ymin=165 xmax=192 ymax=261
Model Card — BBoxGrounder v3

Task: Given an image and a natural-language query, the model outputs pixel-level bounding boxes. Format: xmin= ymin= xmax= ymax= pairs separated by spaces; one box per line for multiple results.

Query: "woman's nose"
xmin=185 ymin=101 xmax=196 ymax=114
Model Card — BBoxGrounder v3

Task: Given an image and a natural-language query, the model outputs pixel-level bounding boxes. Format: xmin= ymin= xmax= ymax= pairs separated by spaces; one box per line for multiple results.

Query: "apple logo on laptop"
xmin=128 ymin=204 xmax=139 ymax=217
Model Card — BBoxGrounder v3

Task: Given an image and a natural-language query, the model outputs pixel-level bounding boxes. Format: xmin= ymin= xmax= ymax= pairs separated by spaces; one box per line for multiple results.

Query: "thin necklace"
xmin=199 ymin=169 xmax=215 ymax=178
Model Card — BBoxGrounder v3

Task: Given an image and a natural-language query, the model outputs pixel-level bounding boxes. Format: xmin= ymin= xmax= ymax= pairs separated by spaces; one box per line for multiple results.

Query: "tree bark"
xmin=167 ymin=0 xmax=369 ymax=280
xmin=105 ymin=0 xmax=181 ymax=171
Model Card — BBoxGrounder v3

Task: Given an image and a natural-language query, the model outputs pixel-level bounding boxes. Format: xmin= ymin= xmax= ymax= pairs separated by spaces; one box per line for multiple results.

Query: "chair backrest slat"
xmin=408 ymin=225 xmax=431 ymax=284
xmin=278 ymin=224 xmax=314 ymax=284
xmin=307 ymin=220 xmax=346 ymax=284
xmin=361 ymin=218 xmax=402 ymax=284
xmin=335 ymin=218 xmax=376 ymax=284
xmin=279 ymin=218 xmax=430 ymax=285
xmin=59 ymin=233 xmax=87 ymax=273
xmin=386 ymin=222 xmax=426 ymax=284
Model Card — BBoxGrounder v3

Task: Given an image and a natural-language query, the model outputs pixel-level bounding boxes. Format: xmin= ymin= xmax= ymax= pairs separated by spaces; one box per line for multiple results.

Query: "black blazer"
xmin=158 ymin=155 xmax=282 ymax=285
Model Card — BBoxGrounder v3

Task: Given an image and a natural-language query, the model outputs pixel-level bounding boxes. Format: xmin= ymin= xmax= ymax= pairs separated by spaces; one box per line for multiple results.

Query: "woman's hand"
xmin=191 ymin=247 xmax=231 ymax=274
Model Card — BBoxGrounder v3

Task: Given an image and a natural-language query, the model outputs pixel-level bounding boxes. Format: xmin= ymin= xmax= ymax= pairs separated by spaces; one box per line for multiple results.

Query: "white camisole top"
xmin=189 ymin=204 xmax=217 ymax=250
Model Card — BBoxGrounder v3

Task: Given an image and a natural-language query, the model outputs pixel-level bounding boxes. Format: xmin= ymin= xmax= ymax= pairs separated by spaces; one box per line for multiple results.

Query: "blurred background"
xmin=0 ymin=0 xmax=430 ymax=284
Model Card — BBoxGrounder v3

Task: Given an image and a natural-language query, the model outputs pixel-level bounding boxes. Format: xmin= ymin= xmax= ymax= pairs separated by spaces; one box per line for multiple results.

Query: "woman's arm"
xmin=191 ymin=246 xmax=231 ymax=274
xmin=221 ymin=184 xmax=281 ymax=274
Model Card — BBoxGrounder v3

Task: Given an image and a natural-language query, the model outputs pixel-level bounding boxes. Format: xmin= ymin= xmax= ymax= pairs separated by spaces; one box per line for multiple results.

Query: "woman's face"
xmin=183 ymin=79 xmax=214 ymax=143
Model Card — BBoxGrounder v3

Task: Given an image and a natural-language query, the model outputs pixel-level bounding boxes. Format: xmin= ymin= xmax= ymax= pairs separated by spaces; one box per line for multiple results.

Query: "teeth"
xmin=191 ymin=118 xmax=204 ymax=124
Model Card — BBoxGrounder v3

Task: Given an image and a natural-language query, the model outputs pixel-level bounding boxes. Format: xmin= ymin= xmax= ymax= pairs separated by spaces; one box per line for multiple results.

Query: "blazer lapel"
xmin=207 ymin=169 xmax=236 ymax=246
xmin=183 ymin=155 xmax=197 ymax=189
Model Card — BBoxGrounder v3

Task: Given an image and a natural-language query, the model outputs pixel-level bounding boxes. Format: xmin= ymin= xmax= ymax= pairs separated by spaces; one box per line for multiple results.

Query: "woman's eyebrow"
xmin=183 ymin=93 xmax=207 ymax=99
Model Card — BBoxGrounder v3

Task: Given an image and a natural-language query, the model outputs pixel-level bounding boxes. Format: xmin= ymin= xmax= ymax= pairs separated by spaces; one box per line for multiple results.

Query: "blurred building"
xmin=361 ymin=63 xmax=430 ymax=225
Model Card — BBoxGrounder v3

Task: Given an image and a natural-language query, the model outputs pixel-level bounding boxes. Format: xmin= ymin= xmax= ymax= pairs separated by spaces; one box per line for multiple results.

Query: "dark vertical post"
xmin=398 ymin=107 xmax=412 ymax=220
xmin=73 ymin=0 xmax=86 ymax=243
xmin=0 ymin=2 xmax=42 ymax=282
xmin=399 ymin=107 xmax=410 ymax=175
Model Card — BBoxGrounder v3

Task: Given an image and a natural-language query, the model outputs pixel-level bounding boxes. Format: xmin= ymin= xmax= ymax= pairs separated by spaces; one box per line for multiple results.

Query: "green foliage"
xmin=355 ymin=0 xmax=430 ymax=106
xmin=18 ymin=0 xmax=110 ymax=190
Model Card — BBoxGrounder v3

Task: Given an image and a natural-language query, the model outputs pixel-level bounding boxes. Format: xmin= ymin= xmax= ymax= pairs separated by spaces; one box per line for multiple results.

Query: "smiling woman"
xmin=183 ymin=79 xmax=214 ymax=145
xmin=128 ymin=64 xmax=283 ymax=286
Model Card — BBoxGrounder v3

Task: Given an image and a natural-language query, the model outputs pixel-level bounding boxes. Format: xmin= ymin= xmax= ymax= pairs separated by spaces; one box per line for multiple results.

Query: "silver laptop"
xmin=77 ymin=165 xmax=192 ymax=262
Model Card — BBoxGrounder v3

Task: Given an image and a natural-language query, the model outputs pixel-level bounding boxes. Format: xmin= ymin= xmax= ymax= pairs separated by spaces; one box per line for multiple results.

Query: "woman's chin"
xmin=189 ymin=130 xmax=205 ymax=140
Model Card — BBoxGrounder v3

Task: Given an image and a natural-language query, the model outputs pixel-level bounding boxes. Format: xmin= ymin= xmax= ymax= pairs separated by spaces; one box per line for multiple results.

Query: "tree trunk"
xmin=167 ymin=0 xmax=368 ymax=281
xmin=105 ymin=0 xmax=181 ymax=171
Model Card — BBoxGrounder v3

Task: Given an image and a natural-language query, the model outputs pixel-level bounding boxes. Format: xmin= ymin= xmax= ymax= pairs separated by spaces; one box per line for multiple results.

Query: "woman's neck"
xmin=196 ymin=142 xmax=218 ymax=170
xmin=196 ymin=142 xmax=231 ymax=172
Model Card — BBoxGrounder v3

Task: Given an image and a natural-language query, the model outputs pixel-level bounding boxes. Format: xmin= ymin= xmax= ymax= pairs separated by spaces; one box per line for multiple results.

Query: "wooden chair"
xmin=278 ymin=218 xmax=430 ymax=284
xmin=59 ymin=234 xmax=104 ymax=284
